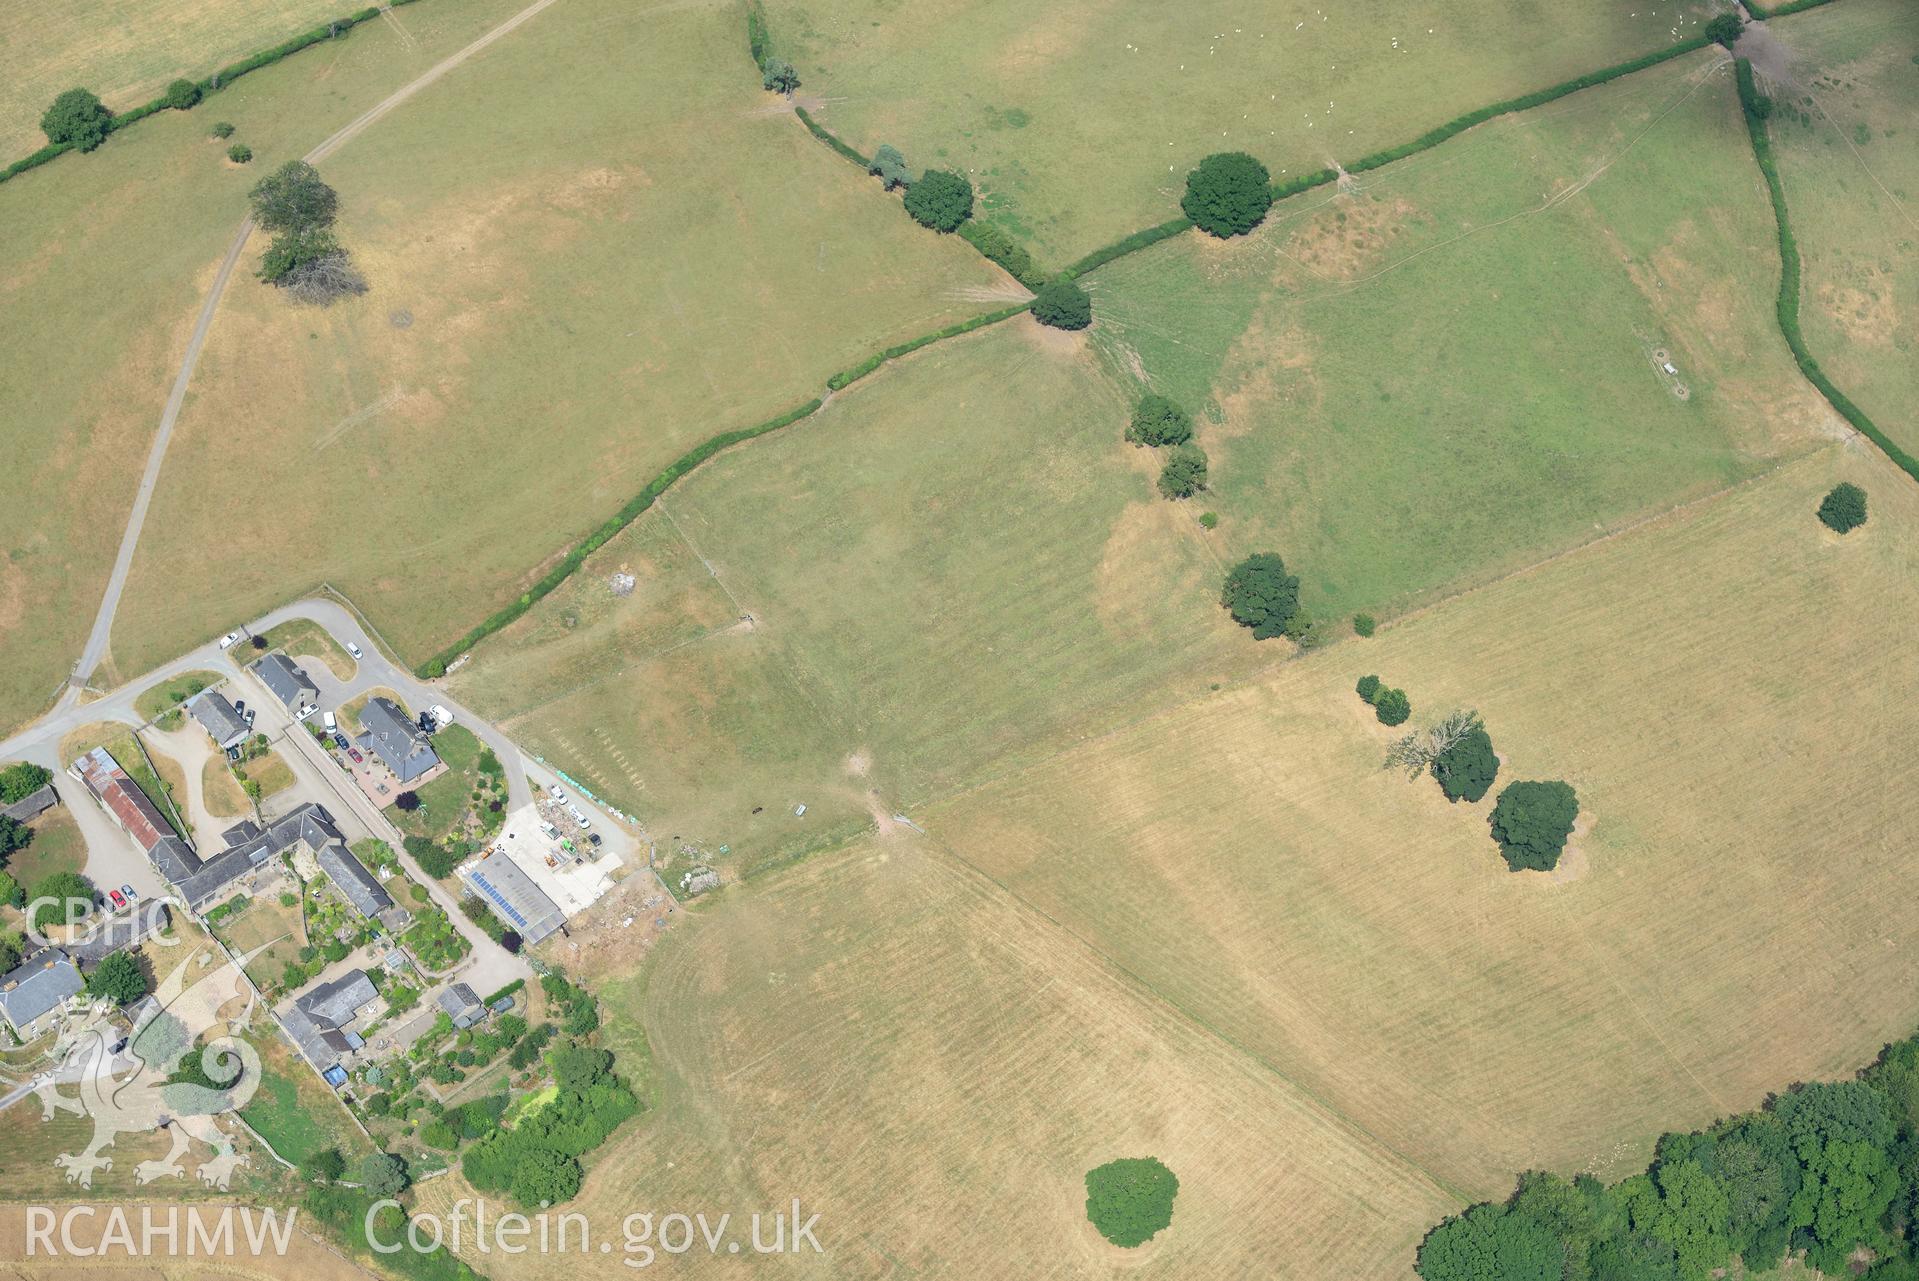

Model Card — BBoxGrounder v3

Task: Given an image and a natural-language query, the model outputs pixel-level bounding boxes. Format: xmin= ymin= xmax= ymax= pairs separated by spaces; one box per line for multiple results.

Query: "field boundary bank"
xmin=414 ymin=17 xmax=1780 ymax=677
xmin=0 ymin=0 xmax=432 ymax=185
xmin=1734 ymin=57 xmax=1919 ymax=484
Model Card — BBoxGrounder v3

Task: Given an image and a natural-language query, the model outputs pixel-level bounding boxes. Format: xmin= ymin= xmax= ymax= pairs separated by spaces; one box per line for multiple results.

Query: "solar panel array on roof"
xmin=457 ymin=851 xmax=563 ymax=944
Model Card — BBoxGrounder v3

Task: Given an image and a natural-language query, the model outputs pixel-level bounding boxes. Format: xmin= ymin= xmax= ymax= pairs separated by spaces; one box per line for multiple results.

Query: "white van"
xmin=569 ymin=805 xmax=590 ymax=829
xmin=323 ymin=711 xmax=337 ymax=731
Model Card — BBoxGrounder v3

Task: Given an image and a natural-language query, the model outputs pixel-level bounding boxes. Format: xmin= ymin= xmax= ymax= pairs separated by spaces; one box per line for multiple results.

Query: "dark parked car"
xmin=333 ymin=733 xmax=350 ymax=750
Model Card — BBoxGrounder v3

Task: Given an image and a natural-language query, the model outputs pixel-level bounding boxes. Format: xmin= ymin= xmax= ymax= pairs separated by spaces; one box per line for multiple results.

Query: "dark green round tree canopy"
xmin=1221 ymin=552 xmax=1300 ymax=640
xmin=903 ymin=169 xmax=974 ymax=232
xmin=1816 ymin=482 xmax=1867 ymax=534
xmin=1488 ymin=780 xmax=1578 ymax=872
xmin=41 ymin=88 xmax=112 ymax=152
xmin=1433 ymin=727 xmax=1499 ymax=803
xmin=1127 ymin=394 xmax=1193 ymax=446
xmin=1182 ymin=151 xmax=1273 ymax=238
xmin=1085 ymin=1156 xmax=1178 ymax=1247
xmin=1032 ymin=277 xmax=1092 ymax=330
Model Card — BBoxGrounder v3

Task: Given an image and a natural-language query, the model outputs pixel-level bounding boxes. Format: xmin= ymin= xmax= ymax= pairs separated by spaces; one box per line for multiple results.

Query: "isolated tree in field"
xmin=1182 ymin=151 xmax=1273 ymax=238
xmin=1383 ymin=709 xmax=1481 ymax=776
xmin=1220 ymin=553 xmax=1300 ymax=639
xmin=1356 ymin=674 xmax=1381 ymax=702
xmin=1706 ymin=13 xmax=1744 ymax=47
xmin=248 ymin=160 xmax=337 ymax=233
xmin=869 ymin=143 xmax=909 ymax=191
xmin=88 ymin=951 xmax=149 ymax=1005
xmin=1353 ymin=613 xmax=1376 ymax=638
xmin=1817 ymin=482 xmax=1867 ymax=533
xmin=1371 ymin=686 xmax=1411 ymax=727
xmin=1032 ymin=277 xmax=1092 ymax=330
xmin=209 ymin=120 xmax=235 ymax=139
xmin=228 ymin=143 xmax=252 ymax=164
xmin=164 ymin=79 xmax=202 ymax=110
xmin=1157 ymin=444 xmax=1208 ymax=499
xmin=1432 ymin=725 xmax=1499 ymax=803
xmin=903 ymin=168 xmax=973 ymax=232
xmin=1126 ymin=394 xmax=1193 ymax=447
xmin=1084 ymin=1157 xmax=1179 ymax=1248
xmin=41 ymin=88 xmax=112 ymax=152
xmin=761 ymin=57 xmax=800 ymax=94
xmin=1488 ymin=780 xmax=1578 ymax=872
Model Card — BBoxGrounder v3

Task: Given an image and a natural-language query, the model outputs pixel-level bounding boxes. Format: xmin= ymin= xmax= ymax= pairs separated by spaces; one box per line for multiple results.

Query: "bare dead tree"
xmin=279 ymin=251 xmax=367 ymax=305
xmin=1383 ymin=709 xmax=1482 ymax=777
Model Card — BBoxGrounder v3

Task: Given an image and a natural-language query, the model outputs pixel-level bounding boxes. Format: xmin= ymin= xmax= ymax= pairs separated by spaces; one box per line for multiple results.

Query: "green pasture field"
xmin=0 ymin=0 xmax=539 ymax=736
xmin=761 ymin=0 xmax=1715 ymax=262
xmin=1764 ymin=0 xmax=1919 ymax=455
xmin=454 ymin=51 xmax=1835 ymax=875
xmin=1085 ymin=47 xmax=1837 ymax=627
xmin=105 ymin=0 xmax=1011 ymax=682
xmin=453 ymin=315 xmax=1265 ymax=873
xmin=7 ymin=806 xmax=89 ymax=890
xmin=0 ymin=0 xmax=348 ymax=160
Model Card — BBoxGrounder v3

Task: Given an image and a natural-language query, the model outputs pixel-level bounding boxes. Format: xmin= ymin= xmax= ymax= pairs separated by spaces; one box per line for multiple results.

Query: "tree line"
xmin=1420 ymin=1025 xmax=1919 ymax=1281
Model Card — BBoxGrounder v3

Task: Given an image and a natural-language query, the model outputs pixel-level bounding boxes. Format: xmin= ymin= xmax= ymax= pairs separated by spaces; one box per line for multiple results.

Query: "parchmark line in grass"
xmin=908 ymin=826 xmax=1475 ymax=1206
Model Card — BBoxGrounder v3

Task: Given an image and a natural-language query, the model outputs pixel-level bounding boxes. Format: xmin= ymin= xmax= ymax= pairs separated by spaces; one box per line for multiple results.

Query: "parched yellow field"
xmin=0 ymin=0 xmax=347 ymax=160
xmin=440 ymin=437 xmax=1919 ymax=1279
xmin=105 ymin=0 xmax=1010 ymax=681
xmin=418 ymin=840 xmax=1458 ymax=1280
xmin=0 ymin=0 xmax=538 ymax=732
xmin=927 ymin=440 xmax=1919 ymax=1198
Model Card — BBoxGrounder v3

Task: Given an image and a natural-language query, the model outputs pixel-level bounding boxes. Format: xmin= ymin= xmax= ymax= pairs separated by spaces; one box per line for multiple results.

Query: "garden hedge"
xmin=1734 ymin=58 xmax=1919 ymax=484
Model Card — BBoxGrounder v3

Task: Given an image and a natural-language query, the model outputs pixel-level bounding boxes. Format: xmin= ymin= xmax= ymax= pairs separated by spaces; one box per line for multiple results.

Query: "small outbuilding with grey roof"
xmin=187 ymin=690 xmax=250 ymax=751
xmin=0 ymin=951 xmax=83 ymax=1040
xmin=282 ymin=968 xmax=381 ymax=1078
xmin=436 ymin=982 xmax=486 ymax=1029
xmin=249 ymin=653 xmax=319 ymax=717
xmin=356 ymin=697 xmax=440 ymax=785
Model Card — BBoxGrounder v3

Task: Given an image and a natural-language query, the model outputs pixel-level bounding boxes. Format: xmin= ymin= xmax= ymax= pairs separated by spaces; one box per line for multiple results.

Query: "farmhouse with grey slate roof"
xmin=356 ymin=697 xmax=440 ymax=785
xmin=249 ymin=653 xmax=319 ymax=715
xmin=0 ymin=951 xmax=84 ymax=1039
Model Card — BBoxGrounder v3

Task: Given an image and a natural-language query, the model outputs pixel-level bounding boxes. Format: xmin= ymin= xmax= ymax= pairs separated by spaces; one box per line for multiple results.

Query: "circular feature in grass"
xmin=1084 ymin=1156 xmax=1178 ymax=1247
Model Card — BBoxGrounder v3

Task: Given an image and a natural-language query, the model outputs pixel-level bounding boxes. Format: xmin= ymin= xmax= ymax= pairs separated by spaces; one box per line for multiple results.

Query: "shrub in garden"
xmin=1126 ymin=394 xmax=1192 ymax=447
xmin=391 ymin=789 xmax=421 ymax=813
xmin=1817 ymin=482 xmax=1867 ymax=533
xmin=1085 ymin=1157 xmax=1179 ymax=1247
xmin=1372 ymin=687 xmax=1411 ymax=726
xmin=869 ymin=143 xmax=909 ymax=190
xmin=1181 ymin=151 xmax=1272 ymax=238
xmin=1157 ymin=444 xmax=1208 ymax=499
xmin=1032 ymin=277 xmax=1092 ymax=330
xmin=1488 ymin=780 xmax=1579 ymax=872
xmin=41 ymin=88 xmax=112 ymax=151
xmin=1221 ymin=553 xmax=1300 ymax=639
xmin=903 ymin=169 xmax=973 ymax=232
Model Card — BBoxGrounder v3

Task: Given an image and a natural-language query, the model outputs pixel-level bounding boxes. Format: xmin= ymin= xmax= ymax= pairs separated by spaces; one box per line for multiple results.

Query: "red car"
xmin=108 ymin=889 xmax=127 ymax=910
xmin=347 ymin=747 xmax=365 ymax=765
